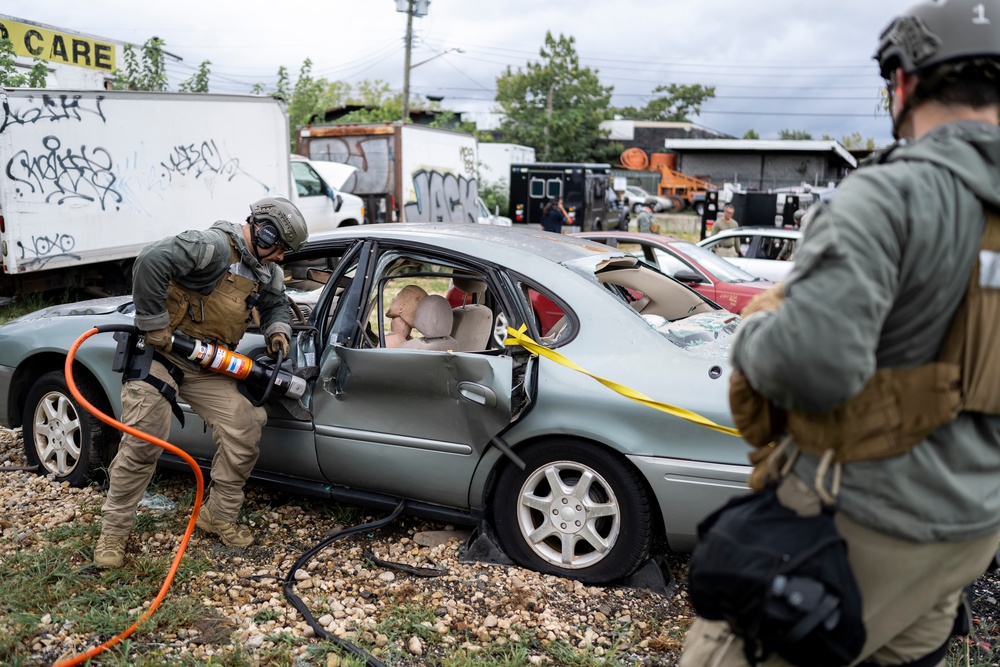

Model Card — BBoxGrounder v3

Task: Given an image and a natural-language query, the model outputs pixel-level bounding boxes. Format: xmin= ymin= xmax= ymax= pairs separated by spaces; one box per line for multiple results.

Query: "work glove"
xmin=740 ymin=283 xmax=784 ymax=321
xmin=144 ymin=327 xmax=173 ymax=352
xmin=267 ymin=332 xmax=290 ymax=359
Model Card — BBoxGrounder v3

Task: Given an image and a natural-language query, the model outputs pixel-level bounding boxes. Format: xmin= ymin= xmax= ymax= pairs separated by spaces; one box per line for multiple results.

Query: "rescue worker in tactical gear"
xmin=681 ymin=0 xmax=1000 ymax=665
xmin=93 ymin=196 xmax=309 ymax=568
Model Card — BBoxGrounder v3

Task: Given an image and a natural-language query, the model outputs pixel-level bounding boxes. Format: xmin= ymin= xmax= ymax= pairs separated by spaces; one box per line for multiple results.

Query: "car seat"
xmin=400 ymin=295 xmax=458 ymax=351
xmin=450 ymin=276 xmax=493 ymax=351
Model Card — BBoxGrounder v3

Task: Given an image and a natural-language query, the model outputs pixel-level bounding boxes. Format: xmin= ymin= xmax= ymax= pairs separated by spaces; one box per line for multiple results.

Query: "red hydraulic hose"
xmin=55 ymin=326 xmax=205 ymax=667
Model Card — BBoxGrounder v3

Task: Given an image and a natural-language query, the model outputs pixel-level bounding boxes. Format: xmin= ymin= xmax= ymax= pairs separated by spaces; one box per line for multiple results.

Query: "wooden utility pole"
xmin=402 ymin=0 xmax=414 ymax=123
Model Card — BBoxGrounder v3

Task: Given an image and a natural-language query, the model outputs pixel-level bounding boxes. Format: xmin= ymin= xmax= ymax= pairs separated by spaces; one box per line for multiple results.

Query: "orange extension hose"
xmin=55 ymin=327 xmax=205 ymax=667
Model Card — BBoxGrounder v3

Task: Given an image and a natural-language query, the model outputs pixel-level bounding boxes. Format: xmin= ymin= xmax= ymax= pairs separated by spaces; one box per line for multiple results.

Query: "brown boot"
xmin=195 ymin=506 xmax=253 ymax=547
xmin=94 ymin=532 xmax=129 ymax=568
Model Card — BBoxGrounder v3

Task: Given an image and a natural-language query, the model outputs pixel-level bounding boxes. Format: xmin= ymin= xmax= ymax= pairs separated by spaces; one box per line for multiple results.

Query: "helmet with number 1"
xmin=249 ymin=196 xmax=309 ymax=252
xmin=875 ymin=0 xmax=1000 ymax=78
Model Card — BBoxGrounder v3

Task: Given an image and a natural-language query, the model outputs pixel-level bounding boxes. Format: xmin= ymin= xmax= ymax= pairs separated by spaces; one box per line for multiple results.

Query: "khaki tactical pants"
xmin=680 ymin=475 xmax=999 ymax=667
xmin=101 ymin=359 xmax=268 ymax=535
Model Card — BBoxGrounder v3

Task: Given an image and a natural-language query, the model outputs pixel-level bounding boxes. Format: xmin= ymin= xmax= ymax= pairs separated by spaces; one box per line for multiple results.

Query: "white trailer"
xmin=478 ymin=142 xmax=536 ymax=192
xmin=0 ymin=88 xmax=293 ymax=296
xmin=296 ymin=122 xmax=480 ymax=224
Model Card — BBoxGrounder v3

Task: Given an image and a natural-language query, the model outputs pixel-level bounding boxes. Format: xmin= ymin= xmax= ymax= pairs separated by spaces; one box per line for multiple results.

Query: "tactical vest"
xmin=165 ymin=240 xmax=259 ymax=349
xmin=732 ymin=212 xmax=1000 ymax=465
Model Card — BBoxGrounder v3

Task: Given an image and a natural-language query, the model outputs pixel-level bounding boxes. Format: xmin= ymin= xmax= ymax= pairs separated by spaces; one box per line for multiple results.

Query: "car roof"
xmin=303 ymin=223 xmax=626 ymax=266
xmin=702 ymin=226 xmax=801 ymax=240
xmin=575 ymin=231 xmax=687 ymax=245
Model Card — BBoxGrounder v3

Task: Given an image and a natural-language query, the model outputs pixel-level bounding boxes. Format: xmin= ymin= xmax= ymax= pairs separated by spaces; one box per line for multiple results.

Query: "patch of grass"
xmin=373 ymin=601 xmax=439 ymax=644
xmin=0 ymin=293 xmax=59 ymax=324
xmin=0 ymin=518 xmax=215 ymax=664
xmin=435 ymin=644 xmax=532 ymax=667
xmin=542 ymin=639 xmax=633 ymax=666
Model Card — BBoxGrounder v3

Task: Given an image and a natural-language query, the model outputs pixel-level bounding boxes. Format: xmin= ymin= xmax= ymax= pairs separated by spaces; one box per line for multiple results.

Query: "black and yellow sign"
xmin=0 ymin=18 xmax=116 ymax=72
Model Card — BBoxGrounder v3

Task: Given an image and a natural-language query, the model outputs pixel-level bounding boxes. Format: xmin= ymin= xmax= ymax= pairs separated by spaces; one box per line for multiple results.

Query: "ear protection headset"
xmin=254 ymin=220 xmax=281 ymax=249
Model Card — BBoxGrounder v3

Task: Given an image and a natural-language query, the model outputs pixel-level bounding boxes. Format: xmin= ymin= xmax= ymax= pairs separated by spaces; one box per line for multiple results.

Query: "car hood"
xmin=7 ymin=296 xmax=133 ymax=324
xmin=307 ymin=161 xmax=360 ymax=191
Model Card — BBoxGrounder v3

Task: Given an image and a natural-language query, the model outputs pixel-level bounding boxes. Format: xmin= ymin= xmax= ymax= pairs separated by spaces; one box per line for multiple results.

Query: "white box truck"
xmin=478 ymin=142 xmax=536 ymax=193
xmin=295 ymin=122 xmax=483 ymax=224
xmin=0 ymin=88 xmax=355 ymax=299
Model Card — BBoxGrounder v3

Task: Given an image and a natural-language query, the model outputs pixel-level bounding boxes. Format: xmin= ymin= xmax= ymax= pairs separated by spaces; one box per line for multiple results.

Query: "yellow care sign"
xmin=0 ymin=18 xmax=116 ymax=72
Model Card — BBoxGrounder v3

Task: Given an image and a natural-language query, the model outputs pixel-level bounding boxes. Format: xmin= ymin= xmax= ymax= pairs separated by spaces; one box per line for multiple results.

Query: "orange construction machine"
xmin=619 ymin=148 xmax=718 ymax=215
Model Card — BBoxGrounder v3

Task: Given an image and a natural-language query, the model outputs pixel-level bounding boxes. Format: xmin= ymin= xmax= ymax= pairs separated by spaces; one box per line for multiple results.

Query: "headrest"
xmin=412 ymin=295 xmax=454 ymax=338
xmin=451 ymin=275 xmax=487 ymax=301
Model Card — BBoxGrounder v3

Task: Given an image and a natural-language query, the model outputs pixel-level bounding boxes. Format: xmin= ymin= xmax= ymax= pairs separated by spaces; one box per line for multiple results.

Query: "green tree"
xmin=617 ymin=83 xmax=715 ymax=122
xmin=743 ymin=128 xmax=760 ymax=139
xmin=495 ymin=32 xmax=613 ymax=162
xmin=840 ymin=131 xmax=877 ymax=150
xmin=179 ymin=60 xmax=212 ymax=93
xmin=254 ymin=61 xmax=333 ymax=148
xmin=0 ymin=38 xmax=47 ymax=87
xmin=778 ymin=129 xmax=813 ymax=140
xmin=112 ymin=37 xmax=168 ymax=91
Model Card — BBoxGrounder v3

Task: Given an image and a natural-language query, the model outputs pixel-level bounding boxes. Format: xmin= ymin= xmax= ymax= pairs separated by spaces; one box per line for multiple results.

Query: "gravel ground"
xmin=0 ymin=427 xmax=694 ymax=666
xmin=5 ymin=423 xmax=1000 ymax=666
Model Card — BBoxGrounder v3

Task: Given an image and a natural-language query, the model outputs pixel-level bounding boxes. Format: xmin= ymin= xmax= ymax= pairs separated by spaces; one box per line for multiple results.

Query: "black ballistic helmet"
xmin=249 ymin=196 xmax=309 ymax=251
xmin=875 ymin=0 xmax=1000 ymax=78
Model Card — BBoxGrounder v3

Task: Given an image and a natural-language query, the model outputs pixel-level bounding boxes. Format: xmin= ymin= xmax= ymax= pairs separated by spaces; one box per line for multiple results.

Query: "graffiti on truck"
xmin=306 ymin=135 xmax=390 ymax=195
xmin=403 ymin=169 xmax=478 ymax=223
xmin=6 ymin=135 xmax=123 ymax=210
xmin=306 ymin=135 xmax=480 ymax=222
xmin=17 ymin=233 xmax=78 ymax=261
xmin=160 ymin=139 xmax=241 ymax=184
xmin=0 ymin=94 xmax=107 ymax=134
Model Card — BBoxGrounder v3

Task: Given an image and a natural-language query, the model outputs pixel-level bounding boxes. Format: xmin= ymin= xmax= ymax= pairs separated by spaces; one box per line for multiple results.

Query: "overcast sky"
xmin=6 ymin=0 xmax=918 ymax=147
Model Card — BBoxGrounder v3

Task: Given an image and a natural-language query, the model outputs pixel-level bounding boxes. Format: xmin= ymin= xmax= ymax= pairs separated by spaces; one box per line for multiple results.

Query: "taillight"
xmin=0 ymin=215 xmax=4 ymax=233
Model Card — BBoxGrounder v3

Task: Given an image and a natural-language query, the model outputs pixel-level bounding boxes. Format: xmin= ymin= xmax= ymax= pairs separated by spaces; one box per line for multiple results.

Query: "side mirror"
xmin=674 ymin=270 xmax=708 ymax=284
xmin=334 ymin=193 xmax=343 ymax=213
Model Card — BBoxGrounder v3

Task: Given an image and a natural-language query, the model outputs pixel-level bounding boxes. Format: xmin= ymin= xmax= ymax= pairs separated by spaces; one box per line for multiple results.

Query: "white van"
xmin=290 ymin=155 xmax=365 ymax=232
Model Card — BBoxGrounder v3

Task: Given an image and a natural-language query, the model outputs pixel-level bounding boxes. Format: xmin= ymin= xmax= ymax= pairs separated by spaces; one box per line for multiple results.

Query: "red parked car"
xmin=573 ymin=231 xmax=775 ymax=314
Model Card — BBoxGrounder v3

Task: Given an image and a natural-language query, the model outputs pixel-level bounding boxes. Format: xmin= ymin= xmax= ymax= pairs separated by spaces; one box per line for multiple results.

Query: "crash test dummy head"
xmin=384 ymin=284 xmax=428 ymax=348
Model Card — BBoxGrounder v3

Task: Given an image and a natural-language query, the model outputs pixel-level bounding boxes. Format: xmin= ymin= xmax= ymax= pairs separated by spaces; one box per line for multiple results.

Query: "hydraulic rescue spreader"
xmin=167 ymin=330 xmax=307 ymax=402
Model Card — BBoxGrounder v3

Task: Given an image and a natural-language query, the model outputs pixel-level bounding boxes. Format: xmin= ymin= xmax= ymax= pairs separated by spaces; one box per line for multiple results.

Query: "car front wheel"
xmin=23 ymin=370 xmax=118 ymax=487
xmin=493 ymin=440 xmax=652 ymax=584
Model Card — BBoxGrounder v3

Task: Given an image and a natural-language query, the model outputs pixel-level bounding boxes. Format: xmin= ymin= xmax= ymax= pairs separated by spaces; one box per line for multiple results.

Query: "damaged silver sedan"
xmin=0 ymin=224 xmax=750 ymax=584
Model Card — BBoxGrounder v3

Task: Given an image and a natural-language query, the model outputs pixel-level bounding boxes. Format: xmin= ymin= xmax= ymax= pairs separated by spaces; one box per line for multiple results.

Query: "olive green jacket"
xmin=733 ymin=121 xmax=1000 ymax=542
xmin=132 ymin=220 xmax=291 ymax=343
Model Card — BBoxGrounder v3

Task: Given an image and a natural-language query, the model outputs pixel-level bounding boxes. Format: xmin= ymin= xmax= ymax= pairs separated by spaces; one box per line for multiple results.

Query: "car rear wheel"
xmin=694 ymin=201 xmax=706 ymax=217
xmin=493 ymin=440 xmax=652 ymax=584
xmin=23 ymin=370 xmax=118 ymax=487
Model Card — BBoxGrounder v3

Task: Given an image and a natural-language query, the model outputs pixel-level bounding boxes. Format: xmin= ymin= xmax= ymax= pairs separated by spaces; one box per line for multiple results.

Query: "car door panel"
xmin=312 ymin=345 xmax=514 ymax=508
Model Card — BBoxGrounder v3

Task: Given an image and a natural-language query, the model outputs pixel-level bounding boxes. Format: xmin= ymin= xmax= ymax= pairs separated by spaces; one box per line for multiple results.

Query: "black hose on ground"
xmin=281 ymin=500 xmax=407 ymax=667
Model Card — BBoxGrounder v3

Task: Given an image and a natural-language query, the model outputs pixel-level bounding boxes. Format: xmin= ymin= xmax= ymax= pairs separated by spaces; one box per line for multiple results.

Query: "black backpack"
xmin=687 ymin=485 xmax=866 ymax=667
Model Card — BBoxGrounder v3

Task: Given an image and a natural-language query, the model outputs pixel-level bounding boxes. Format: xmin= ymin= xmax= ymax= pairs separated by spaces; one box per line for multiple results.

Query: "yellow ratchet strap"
xmin=504 ymin=324 xmax=741 ymax=438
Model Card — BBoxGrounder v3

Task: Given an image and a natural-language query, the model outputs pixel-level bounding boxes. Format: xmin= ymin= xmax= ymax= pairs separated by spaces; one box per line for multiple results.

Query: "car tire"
xmin=694 ymin=201 xmax=705 ymax=217
xmin=492 ymin=312 xmax=510 ymax=348
xmin=492 ymin=439 xmax=653 ymax=584
xmin=631 ymin=202 xmax=643 ymax=214
xmin=23 ymin=370 xmax=118 ymax=487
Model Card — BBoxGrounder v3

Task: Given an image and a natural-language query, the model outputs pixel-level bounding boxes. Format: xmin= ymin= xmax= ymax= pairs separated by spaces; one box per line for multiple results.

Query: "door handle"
xmin=458 ymin=382 xmax=497 ymax=408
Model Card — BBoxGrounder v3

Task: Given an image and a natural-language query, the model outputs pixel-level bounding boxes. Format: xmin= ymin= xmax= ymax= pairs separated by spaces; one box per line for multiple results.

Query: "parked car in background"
xmin=476 ymin=197 xmax=513 ymax=226
xmin=575 ymin=231 xmax=774 ymax=313
xmin=0 ymin=224 xmax=750 ymax=585
xmin=623 ymin=185 xmax=673 ymax=213
xmin=697 ymin=227 xmax=802 ymax=282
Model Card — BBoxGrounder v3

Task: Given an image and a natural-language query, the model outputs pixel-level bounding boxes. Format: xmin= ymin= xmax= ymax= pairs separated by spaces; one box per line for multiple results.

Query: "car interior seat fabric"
xmin=450 ymin=276 xmax=493 ymax=351
xmin=400 ymin=295 xmax=458 ymax=351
